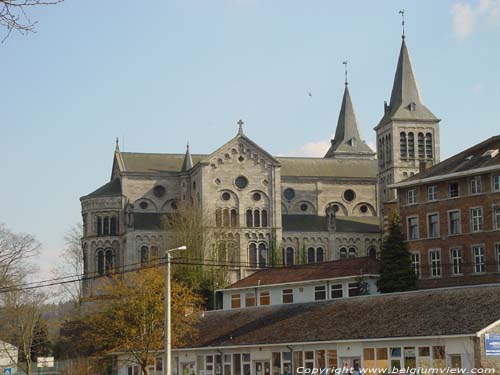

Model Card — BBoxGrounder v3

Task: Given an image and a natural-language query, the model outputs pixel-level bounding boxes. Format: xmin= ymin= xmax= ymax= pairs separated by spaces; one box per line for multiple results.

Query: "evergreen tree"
xmin=377 ymin=211 xmax=417 ymax=293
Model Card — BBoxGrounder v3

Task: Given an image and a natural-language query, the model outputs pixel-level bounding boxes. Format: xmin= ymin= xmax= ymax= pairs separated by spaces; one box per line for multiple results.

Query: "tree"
xmin=0 ymin=0 xmax=63 ymax=41
xmin=0 ymin=289 xmax=49 ymax=375
xmin=84 ymin=268 xmax=202 ymax=375
xmin=376 ymin=211 xmax=417 ymax=293
xmin=0 ymin=223 xmax=40 ymax=289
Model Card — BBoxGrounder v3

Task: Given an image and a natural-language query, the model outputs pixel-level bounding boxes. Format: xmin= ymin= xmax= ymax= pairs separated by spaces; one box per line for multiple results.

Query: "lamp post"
xmin=164 ymin=245 xmax=187 ymax=375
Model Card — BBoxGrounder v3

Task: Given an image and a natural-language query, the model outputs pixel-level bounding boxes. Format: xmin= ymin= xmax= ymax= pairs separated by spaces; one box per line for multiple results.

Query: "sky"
xmin=1 ymin=0 xmax=500 ymax=278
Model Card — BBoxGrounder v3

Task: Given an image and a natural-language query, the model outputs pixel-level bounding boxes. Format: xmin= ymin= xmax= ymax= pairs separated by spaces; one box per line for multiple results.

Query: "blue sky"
xmin=1 ymin=0 xmax=499 ymax=278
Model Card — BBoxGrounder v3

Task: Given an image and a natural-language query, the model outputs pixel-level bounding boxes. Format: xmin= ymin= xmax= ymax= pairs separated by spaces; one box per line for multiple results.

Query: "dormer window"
xmin=349 ymin=137 xmax=356 ymax=146
xmin=409 ymin=102 xmax=416 ymax=112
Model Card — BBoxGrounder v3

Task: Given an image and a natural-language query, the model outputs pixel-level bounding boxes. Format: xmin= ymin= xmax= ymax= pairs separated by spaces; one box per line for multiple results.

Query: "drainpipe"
xmin=286 ymin=346 xmax=294 ymax=375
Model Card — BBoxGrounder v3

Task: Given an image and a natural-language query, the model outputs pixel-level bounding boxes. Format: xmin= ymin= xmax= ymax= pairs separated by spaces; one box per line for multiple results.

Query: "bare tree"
xmin=0 ymin=223 xmax=40 ymax=289
xmin=0 ymin=0 xmax=63 ymax=41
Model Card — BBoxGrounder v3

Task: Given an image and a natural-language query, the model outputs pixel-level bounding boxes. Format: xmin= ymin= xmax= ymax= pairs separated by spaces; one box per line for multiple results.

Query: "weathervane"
xmin=342 ymin=60 xmax=348 ymax=86
xmin=399 ymin=9 xmax=405 ymax=38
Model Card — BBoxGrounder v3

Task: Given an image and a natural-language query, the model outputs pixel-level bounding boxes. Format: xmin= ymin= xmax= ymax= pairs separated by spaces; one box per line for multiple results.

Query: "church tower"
xmin=325 ymin=79 xmax=375 ymax=160
xmin=375 ymin=34 xmax=440 ymax=204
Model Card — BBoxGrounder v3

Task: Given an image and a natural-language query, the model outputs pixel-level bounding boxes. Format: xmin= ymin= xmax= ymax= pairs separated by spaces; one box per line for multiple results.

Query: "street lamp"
xmin=164 ymin=245 xmax=187 ymax=375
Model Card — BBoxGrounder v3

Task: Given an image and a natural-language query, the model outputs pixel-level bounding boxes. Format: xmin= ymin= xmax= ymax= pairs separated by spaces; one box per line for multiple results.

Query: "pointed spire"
xmin=181 ymin=142 xmax=193 ymax=172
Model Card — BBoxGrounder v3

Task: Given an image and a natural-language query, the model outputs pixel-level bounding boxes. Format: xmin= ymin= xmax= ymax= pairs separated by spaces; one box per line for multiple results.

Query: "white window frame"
xmin=410 ymin=252 xmax=421 ymax=279
xmin=407 ymin=216 xmax=419 ymax=240
xmin=470 ymin=207 xmax=484 ymax=232
xmin=470 ymin=176 xmax=482 ymax=195
xmin=450 ymin=248 xmax=463 ymax=275
xmin=427 ymin=212 xmax=440 ymax=238
xmin=407 ymin=189 xmax=417 ymax=205
xmin=427 ymin=186 xmax=437 ymax=201
xmin=429 ymin=249 xmax=442 ymax=278
xmin=448 ymin=182 xmax=459 ymax=198
xmin=231 ymin=293 xmax=241 ymax=309
xmin=282 ymin=288 xmax=294 ymax=304
xmin=493 ymin=205 xmax=500 ymax=230
xmin=496 ymin=243 xmax=500 ymax=272
xmin=472 ymin=245 xmax=486 ymax=274
xmin=314 ymin=285 xmax=327 ymax=301
xmin=330 ymin=284 xmax=343 ymax=299
xmin=493 ymin=175 xmax=500 ymax=192
xmin=448 ymin=209 xmax=461 ymax=235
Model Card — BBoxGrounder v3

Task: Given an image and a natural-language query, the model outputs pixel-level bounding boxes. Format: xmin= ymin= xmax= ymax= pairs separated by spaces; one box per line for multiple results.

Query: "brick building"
xmin=390 ymin=136 xmax=500 ymax=288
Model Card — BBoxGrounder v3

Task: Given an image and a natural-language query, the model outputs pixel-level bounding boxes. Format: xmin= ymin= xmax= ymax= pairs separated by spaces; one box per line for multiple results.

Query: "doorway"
xmin=340 ymin=358 xmax=361 ymax=373
xmin=254 ymin=361 xmax=270 ymax=375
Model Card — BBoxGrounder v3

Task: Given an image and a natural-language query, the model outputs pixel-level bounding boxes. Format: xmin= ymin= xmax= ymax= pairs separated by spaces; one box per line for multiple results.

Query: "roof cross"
xmin=237 ymin=119 xmax=244 ymax=135
xmin=342 ymin=60 xmax=348 ymax=86
xmin=399 ymin=9 xmax=406 ymax=39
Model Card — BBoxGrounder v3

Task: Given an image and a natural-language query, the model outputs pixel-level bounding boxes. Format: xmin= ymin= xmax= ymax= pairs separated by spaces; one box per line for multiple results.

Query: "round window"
xmin=300 ymin=203 xmax=308 ymax=212
xmin=360 ymin=205 xmax=368 ymax=213
xmin=238 ymin=156 xmax=245 ymax=162
xmin=235 ymin=176 xmax=249 ymax=189
xmin=222 ymin=192 xmax=231 ymax=201
xmin=343 ymin=189 xmax=356 ymax=202
xmin=153 ymin=185 xmax=166 ymax=198
xmin=283 ymin=188 xmax=295 ymax=200
xmin=139 ymin=201 xmax=148 ymax=209
xmin=252 ymin=192 xmax=261 ymax=201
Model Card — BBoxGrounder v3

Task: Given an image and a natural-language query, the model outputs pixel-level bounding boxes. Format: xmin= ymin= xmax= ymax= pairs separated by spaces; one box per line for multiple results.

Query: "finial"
xmin=115 ymin=137 xmax=120 ymax=152
xmin=342 ymin=60 xmax=348 ymax=86
xmin=186 ymin=141 xmax=190 ymax=151
xmin=399 ymin=9 xmax=405 ymax=39
xmin=237 ymin=119 xmax=244 ymax=135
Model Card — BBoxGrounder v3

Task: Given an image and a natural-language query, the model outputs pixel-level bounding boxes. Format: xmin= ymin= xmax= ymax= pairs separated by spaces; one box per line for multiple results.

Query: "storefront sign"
xmin=485 ymin=333 xmax=500 ymax=356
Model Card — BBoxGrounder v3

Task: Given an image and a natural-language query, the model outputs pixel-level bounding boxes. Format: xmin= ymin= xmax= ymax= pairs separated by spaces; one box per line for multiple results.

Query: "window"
xmin=216 ymin=209 xmax=222 ymax=227
xmin=103 ymin=217 xmax=109 ymax=235
xmin=472 ymin=245 xmax=486 ymax=273
xmin=97 ymin=217 xmax=103 ymax=236
xmin=105 ymin=249 xmax=113 ymax=273
xmin=451 ymin=248 xmax=462 ymax=275
xmin=411 ymin=252 xmax=420 ymax=278
xmin=433 ymin=346 xmax=446 ymax=370
xmin=339 ymin=248 xmax=347 ymax=259
xmin=448 ymin=182 xmax=459 ymax=198
xmin=230 ymin=209 xmax=238 ymax=227
xmin=494 ymin=206 xmax=500 ymax=230
xmin=314 ymin=286 xmax=326 ymax=301
xmin=496 ymin=244 xmax=500 ymax=271
xmin=348 ymin=282 xmax=359 ymax=297
xmin=235 ymin=176 xmax=248 ymax=189
xmin=407 ymin=189 xmax=417 ymax=205
xmin=450 ymin=355 xmax=462 ymax=369
xmin=140 ymin=246 xmax=149 ymax=266
xmin=390 ymin=347 xmax=402 ymax=370
xmin=429 ymin=249 xmax=441 ymax=277
xmin=408 ymin=217 xmax=419 ymax=240
xmin=408 ymin=132 xmax=415 ymax=158
xmin=97 ymin=249 xmax=104 ymax=276
xmin=493 ymin=175 xmax=500 ymax=192
xmin=417 ymin=347 xmax=431 ymax=369
xmin=418 ymin=133 xmax=424 ymax=159
xmin=261 ymin=210 xmax=268 ymax=227
xmin=471 ymin=207 xmax=484 ymax=232
xmin=258 ymin=243 xmax=268 ymax=268
xmin=368 ymin=246 xmax=377 ymax=259
xmin=246 ymin=210 xmax=253 ymax=227
xmin=307 ymin=247 xmax=315 ymax=263
xmin=427 ymin=186 xmax=437 ymax=201
xmin=307 ymin=247 xmax=324 ymax=263
xmin=110 ymin=217 xmax=118 ymax=235
xmin=245 ymin=292 xmax=256 ymax=307
xmin=249 ymin=243 xmax=257 ymax=267
xmin=231 ymin=294 xmax=241 ymax=309
xmin=331 ymin=284 xmax=343 ymax=299
xmin=470 ymin=176 xmax=482 ymax=195
xmin=363 ymin=349 xmax=375 ymax=372
xmin=317 ymin=247 xmax=324 ymax=262
xmin=400 ymin=132 xmax=407 ymax=159
xmin=283 ymin=247 xmax=294 ymax=266
xmin=449 ymin=210 xmax=461 ymax=235
xmin=282 ymin=289 xmax=294 ymax=304
xmin=283 ymin=188 xmax=295 ymax=200
xmin=253 ymin=210 xmax=260 ymax=227
xmin=259 ymin=291 xmax=270 ymax=305
xmin=376 ymin=348 xmax=389 ymax=371
xmin=425 ymin=133 xmax=433 ymax=159
xmin=427 ymin=214 xmax=439 ymax=238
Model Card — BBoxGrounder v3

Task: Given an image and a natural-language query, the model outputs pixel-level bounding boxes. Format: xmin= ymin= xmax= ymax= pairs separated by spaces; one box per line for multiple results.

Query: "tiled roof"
xmin=227 ymin=257 xmax=380 ymax=289
xmin=180 ymin=285 xmax=500 ymax=348
xmin=282 ymin=215 xmax=381 ymax=233
xmin=83 ymin=178 xmax=122 ymax=198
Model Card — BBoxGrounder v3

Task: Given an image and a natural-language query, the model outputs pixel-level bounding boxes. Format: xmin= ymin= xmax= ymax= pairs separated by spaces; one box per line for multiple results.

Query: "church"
xmin=80 ymin=32 xmax=440 ymax=298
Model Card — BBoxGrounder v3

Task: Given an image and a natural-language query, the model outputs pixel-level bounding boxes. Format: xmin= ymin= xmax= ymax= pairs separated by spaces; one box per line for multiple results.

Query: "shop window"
xmin=331 ymin=284 xmax=343 ymax=299
xmin=272 ymin=353 xmax=281 ymax=375
xmin=327 ymin=350 xmax=338 ymax=369
xmin=432 ymin=346 xmax=446 ymax=369
xmin=417 ymin=347 xmax=431 ymax=370
xmin=282 ymin=352 xmax=292 ymax=375
xmin=315 ymin=350 xmax=325 ymax=369
xmin=282 ymin=288 xmax=294 ymax=304
xmin=245 ymin=292 xmax=256 ymax=307
xmin=404 ymin=347 xmax=416 ymax=370
xmin=294 ymin=352 xmax=303 ymax=371
xmin=260 ymin=291 xmax=270 ymax=306
xmin=314 ymin=285 xmax=326 ymax=301
xmin=390 ymin=347 xmax=401 ymax=370
xmin=363 ymin=349 xmax=375 ymax=370
xmin=304 ymin=351 xmax=314 ymax=370
xmin=242 ymin=354 xmax=251 ymax=375
xmin=233 ymin=355 xmax=241 ymax=375
xmin=231 ymin=294 xmax=241 ymax=309
xmin=376 ymin=348 xmax=388 ymax=371
xmin=450 ymin=355 xmax=462 ymax=369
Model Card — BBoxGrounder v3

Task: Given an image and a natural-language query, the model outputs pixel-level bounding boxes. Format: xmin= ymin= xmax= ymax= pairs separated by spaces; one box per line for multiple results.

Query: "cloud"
xmin=452 ymin=0 xmax=500 ymax=39
xmin=283 ymin=138 xmax=332 ymax=157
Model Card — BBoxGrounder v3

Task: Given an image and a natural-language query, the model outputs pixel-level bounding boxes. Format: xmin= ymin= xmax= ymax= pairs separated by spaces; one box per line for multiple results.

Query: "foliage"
xmin=83 ymin=268 xmax=202 ymax=375
xmin=376 ymin=211 xmax=417 ymax=293
xmin=355 ymin=277 xmax=370 ymax=296
xmin=300 ymin=245 xmax=307 ymax=265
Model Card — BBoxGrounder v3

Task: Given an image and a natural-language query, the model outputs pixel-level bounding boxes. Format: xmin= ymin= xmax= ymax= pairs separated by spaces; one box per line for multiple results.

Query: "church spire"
xmin=181 ymin=142 xmax=193 ymax=172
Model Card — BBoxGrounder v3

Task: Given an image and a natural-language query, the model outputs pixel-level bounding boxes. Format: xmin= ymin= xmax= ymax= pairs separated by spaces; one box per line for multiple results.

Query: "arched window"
xmin=249 ymin=243 xmax=257 ymax=267
xmin=400 ymin=132 xmax=407 ymax=159
xmin=103 ymin=217 xmax=110 ymax=235
xmin=141 ymin=246 xmax=149 ymax=266
xmin=425 ymin=133 xmax=433 ymax=159
xmin=348 ymin=247 xmax=357 ymax=259
xmin=97 ymin=249 xmax=104 ymax=276
xmin=258 ymin=243 xmax=268 ymax=268
xmin=261 ymin=210 xmax=268 ymax=227
xmin=105 ymin=249 xmax=114 ymax=272
xmin=223 ymin=209 xmax=229 ymax=227
xmin=230 ymin=209 xmax=238 ymax=227
xmin=339 ymin=248 xmax=347 ymax=259
xmin=381 ymin=137 xmax=385 ymax=165
xmin=110 ymin=217 xmax=118 ymax=235
xmin=253 ymin=210 xmax=261 ymax=227
xmin=150 ymin=246 xmax=159 ymax=259
xmin=368 ymin=246 xmax=377 ymax=259
xmin=97 ymin=217 xmax=103 ymax=236
xmin=307 ymin=247 xmax=315 ymax=264
xmin=418 ymin=133 xmax=425 ymax=159
xmin=408 ymin=132 xmax=415 ymax=158
xmin=316 ymin=247 xmax=324 ymax=262
xmin=284 ymin=247 xmax=294 ymax=266
xmin=386 ymin=135 xmax=391 ymax=162
xmin=215 ymin=209 xmax=222 ymax=227
xmin=246 ymin=210 xmax=253 ymax=227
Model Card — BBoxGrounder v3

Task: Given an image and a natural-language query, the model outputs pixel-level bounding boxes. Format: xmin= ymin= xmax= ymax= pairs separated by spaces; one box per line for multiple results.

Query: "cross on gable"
xmin=237 ymin=119 xmax=244 ymax=134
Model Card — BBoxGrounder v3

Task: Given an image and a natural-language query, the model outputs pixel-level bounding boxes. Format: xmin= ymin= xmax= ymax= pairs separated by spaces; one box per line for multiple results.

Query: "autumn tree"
xmin=84 ymin=267 xmax=202 ymax=375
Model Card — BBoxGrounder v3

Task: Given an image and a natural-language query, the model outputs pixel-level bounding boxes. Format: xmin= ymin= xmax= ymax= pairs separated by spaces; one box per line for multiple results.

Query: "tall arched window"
xmin=215 ymin=209 xmax=222 ymax=227
xmin=381 ymin=137 xmax=386 ymax=165
xmin=418 ymin=133 xmax=425 ymax=159
xmin=258 ymin=243 xmax=268 ymax=268
xmin=339 ymin=248 xmax=347 ymax=259
xmin=110 ymin=217 xmax=117 ymax=235
xmin=348 ymin=247 xmax=357 ymax=259
xmin=103 ymin=217 xmax=110 ymax=235
xmin=368 ymin=246 xmax=377 ymax=259
xmin=105 ymin=249 xmax=114 ymax=272
xmin=253 ymin=210 xmax=261 ymax=227
xmin=284 ymin=247 xmax=294 ymax=266
xmin=230 ymin=209 xmax=238 ymax=227
xmin=316 ymin=247 xmax=324 ymax=262
xmin=246 ymin=210 xmax=253 ymax=227
xmin=386 ymin=135 xmax=391 ymax=162
xmin=222 ymin=209 xmax=229 ymax=227
xmin=97 ymin=249 xmax=104 ymax=275
xmin=97 ymin=217 xmax=103 ymax=236
xmin=425 ymin=133 xmax=433 ymax=159
xmin=150 ymin=246 xmax=159 ymax=259
xmin=249 ymin=243 xmax=257 ymax=267
xmin=141 ymin=246 xmax=149 ymax=266
xmin=307 ymin=247 xmax=315 ymax=264
xmin=408 ymin=132 xmax=415 ymax=158
xmin=261 ymin=210 xmax=268 ymax=227
xmin=400 ymin=132 xmax=407 ymax=159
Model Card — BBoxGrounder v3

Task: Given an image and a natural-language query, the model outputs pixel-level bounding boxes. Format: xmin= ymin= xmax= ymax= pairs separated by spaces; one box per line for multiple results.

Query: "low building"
xmin=0 ymin=340 xmax=17 ymax=375
xmin=217 ymin=257 xmax=380 ymax=310
xmin=390 ymin=135 xmax=500 ymax=289
xmin=118 ymin=285 xmax=500 ymax=374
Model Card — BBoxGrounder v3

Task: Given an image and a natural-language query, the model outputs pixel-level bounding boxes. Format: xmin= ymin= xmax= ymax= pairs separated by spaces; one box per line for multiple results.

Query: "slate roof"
xmin=121 ymin=152 xmax=206 ymax=174
xmin=83 ymin=178 xmax=122 ymax=198
xmin=180 ymin=284 xmax=500 ymax=348
xmin=282 ymin=215 xmax=381 ymax=233
xmin=398 ymin=135 xmax=500 ymax=185
xmin=376 ymin=38 xmax=438 ymax=129
xmin=227 ymin=257 xmax=379 ymax=289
